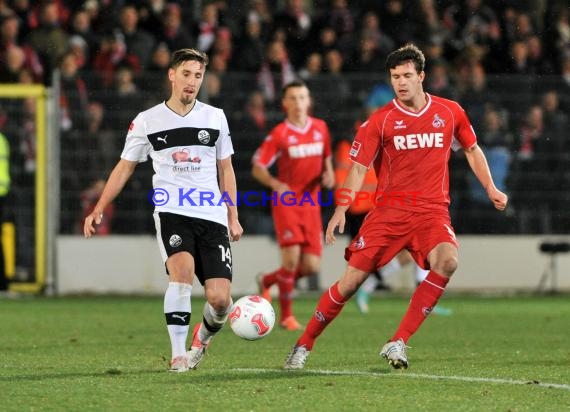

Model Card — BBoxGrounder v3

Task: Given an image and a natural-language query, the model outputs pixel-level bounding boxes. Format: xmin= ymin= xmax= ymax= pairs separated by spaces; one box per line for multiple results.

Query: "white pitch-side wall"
xmin=56 ymin=235 xmax=570 ymax=295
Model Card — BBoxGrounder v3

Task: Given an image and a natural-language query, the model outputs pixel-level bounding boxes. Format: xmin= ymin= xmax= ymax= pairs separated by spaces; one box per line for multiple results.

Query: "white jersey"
xmin=121 ymin=100 xmax=234 ymax=227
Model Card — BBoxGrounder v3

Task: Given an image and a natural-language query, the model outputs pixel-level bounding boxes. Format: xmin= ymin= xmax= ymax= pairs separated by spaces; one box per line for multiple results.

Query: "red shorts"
xmin=344 ymin=207 xmax=458 ymax=273
xmin=272 ymin=205 xmax=323 ymax=256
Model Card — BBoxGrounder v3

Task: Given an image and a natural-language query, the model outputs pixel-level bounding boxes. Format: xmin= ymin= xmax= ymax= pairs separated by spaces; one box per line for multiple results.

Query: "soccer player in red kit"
xmin=252 ymin=80 xmax=335 ymax=331
xmin=284 ymin=44 xmax=508 ymax=369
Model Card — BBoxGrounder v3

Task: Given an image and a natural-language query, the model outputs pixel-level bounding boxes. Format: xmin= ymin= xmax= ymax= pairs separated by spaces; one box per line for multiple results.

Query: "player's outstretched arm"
xmin=83 ymin=159 xmax=138 ymax=238
xmin=463 ymin=144 xmax=508 ymax=211
xmin=325 ymin=162 xmax=368 ymax=245
xmin=218 ymin=156 xmax=243 ymax=242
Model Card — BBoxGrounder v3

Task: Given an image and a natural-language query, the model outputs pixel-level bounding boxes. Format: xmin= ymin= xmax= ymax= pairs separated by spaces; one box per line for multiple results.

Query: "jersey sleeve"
xmin=349 ymin=117 xmax=382 ymax=168
xmin=453 ymin=103 xmax=477 ymax=150
xmin=216 ymin=109 xmax=234 ymax=160
xmin=252 ymin=128 xmax=280 ymax=168
xmin=120 ymin=113 xmax=151 ymax=162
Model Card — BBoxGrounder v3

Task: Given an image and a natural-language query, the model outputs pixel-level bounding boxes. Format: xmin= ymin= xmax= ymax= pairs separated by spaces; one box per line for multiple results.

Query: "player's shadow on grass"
xmin=0 ymin=369 xmax=163 ymax=382
xmin=1 ymin=367 xmax=394 ymax=383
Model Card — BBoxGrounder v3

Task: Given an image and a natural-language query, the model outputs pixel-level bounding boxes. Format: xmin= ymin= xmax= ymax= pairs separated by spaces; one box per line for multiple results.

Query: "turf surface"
xmin=1 ymin=295 xmax=569 ymax=411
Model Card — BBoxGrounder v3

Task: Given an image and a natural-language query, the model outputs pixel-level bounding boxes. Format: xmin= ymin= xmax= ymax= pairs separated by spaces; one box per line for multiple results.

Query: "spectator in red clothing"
xmin=195 ymin=3 xmax=220 ymax=53
xmin=210 ymin=27 xmax=233 ymax=65
xmin=92 ymin=31 xmax=140 ymax=88
xmin=0 ymin=12 xmax=43 ymax=82
xmin=79 ymin=179 xmax=114 ymax=235
xmin=257 ymin=39 xmax=296 ymax=106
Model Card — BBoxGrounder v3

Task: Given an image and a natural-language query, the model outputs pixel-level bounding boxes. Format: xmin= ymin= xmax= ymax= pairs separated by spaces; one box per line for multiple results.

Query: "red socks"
xmin=276 ymin=268 xmax=296 ymax=320
xmin=296 ymin=282 xmax=347 ymax=350
xmin=391 ymin=271 xmax=449 ymax=343
xmin=261 ymin=268 xmax=280 ymax=289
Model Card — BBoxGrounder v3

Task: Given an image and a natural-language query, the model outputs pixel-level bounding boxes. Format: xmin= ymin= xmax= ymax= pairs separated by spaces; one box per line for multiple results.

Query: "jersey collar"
xmin=285 ymin=117 xmax=313 ymax=134
xmin=392 ymin=93 xmax=432 ymax=117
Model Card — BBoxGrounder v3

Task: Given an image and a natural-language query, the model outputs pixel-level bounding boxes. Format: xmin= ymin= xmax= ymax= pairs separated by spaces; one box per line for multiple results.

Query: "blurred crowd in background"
xmin=0 ymin=0 xmax=569 ymax=240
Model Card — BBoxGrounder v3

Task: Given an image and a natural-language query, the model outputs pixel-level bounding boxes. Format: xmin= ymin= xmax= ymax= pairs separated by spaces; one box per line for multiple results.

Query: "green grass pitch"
xmin=1 ymin=294 xmax=569 ymax=411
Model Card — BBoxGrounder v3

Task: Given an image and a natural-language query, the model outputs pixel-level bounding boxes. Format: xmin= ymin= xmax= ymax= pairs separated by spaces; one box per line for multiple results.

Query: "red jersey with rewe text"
xmin=253 ymin=117 xmax=332 ymax=197
xmin=350 ymin=94 xmax=477 ymax=212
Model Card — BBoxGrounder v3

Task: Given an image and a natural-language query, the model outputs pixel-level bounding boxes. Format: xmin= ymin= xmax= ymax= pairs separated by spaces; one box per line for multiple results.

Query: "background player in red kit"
xmin=284 ymin=44 xmax=508 ymax=369
xmin=252 ymin=80 xmax=334 ymax=331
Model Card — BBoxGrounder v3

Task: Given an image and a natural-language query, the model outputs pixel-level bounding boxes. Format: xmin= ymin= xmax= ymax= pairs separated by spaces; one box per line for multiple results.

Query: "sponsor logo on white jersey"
xmin=198 ymin=129 xmax=210 ymax=144
xmin=394 ymin=133 xmax=444 ymax=150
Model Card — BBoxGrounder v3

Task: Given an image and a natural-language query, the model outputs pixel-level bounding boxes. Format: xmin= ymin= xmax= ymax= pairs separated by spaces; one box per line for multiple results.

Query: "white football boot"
xmin=380 ymin=338 xmax=409 ymax=369
xmin=284 ymin=345 xmax=310 ymax=370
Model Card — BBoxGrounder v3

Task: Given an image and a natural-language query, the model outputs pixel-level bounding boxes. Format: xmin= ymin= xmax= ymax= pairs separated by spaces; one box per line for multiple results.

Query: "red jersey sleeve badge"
xmin=349 ymin=141 xmax=361 ymax=157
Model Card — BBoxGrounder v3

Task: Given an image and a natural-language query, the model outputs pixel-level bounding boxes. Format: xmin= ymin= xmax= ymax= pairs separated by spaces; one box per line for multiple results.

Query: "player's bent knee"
xmin=433 ymin=256 xmax=458 ymax=277
xmin=206 ymin=292 xmax=231 ymax=312
xmin=208 ymin=297 xmax=229 ymax=312
xmin=338 ymin=267 xmax=369 ymax=297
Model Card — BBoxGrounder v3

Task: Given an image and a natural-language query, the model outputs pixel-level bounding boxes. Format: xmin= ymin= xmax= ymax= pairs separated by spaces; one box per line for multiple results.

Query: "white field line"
xmin=232 ymin=368 xmax=570 ymax=391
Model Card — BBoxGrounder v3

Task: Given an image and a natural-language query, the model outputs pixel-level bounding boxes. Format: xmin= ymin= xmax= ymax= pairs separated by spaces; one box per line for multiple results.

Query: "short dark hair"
xmin=169 ymin=48 xmax=209 ymax=69
xmin=281 ymin=79 xmax=308 ymax=97
xmin=385 ymin=43 xmax=425 ymax=73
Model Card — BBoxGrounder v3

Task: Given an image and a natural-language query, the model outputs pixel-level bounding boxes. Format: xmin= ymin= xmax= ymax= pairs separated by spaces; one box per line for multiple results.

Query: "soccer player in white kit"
xmin=84 ymin=48 xmax=243 ymax=372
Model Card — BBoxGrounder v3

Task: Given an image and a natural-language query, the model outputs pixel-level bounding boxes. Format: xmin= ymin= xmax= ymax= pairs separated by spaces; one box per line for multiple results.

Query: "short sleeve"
xmin=252 ymin=128 xmax=280 ymax=168
xmin=349 ymin=118 xmax=382 ymax=168
xmin=453 ymin=104 xmax=477 ymax=150
xmin=216 ymin=110 xmax=234 ymax=160
xmin=120 ymin=114 xmax=151 ymax=162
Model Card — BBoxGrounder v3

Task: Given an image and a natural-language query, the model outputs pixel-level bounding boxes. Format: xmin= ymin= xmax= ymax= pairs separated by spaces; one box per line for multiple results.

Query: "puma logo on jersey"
xmin=288 ymin=142 xmax=324 ymax=158
xmin=394 ymin=133 xmax=444 ymax=150
xmin=157 ymin=135 xmax=168 ymax=144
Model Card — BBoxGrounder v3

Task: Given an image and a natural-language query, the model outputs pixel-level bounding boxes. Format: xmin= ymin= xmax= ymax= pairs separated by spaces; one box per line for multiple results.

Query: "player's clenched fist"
xmin=488 ymin=188 xmax=508 ymax=211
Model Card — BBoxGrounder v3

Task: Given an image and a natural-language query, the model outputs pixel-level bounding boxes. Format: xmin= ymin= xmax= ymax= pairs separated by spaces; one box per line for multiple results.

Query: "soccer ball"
xmin=229 ymin=295 xmax=275 ymax=340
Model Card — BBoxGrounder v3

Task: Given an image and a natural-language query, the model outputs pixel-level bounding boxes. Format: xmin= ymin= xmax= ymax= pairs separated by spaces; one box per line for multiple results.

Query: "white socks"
xmin=361 ymin=258 xmax=428 ymax=292
xmin=197 ymin=300 xmax=233 ymax=345
xmin=164 ymin=282 xmax=192 ymax=358
xmin=380 ymin=257 xmax=402 ymax=278
xmin=361 ymin=274 xmax=379 ymax=293
xmin=361 ymin=256 xmax=404 ymax=292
